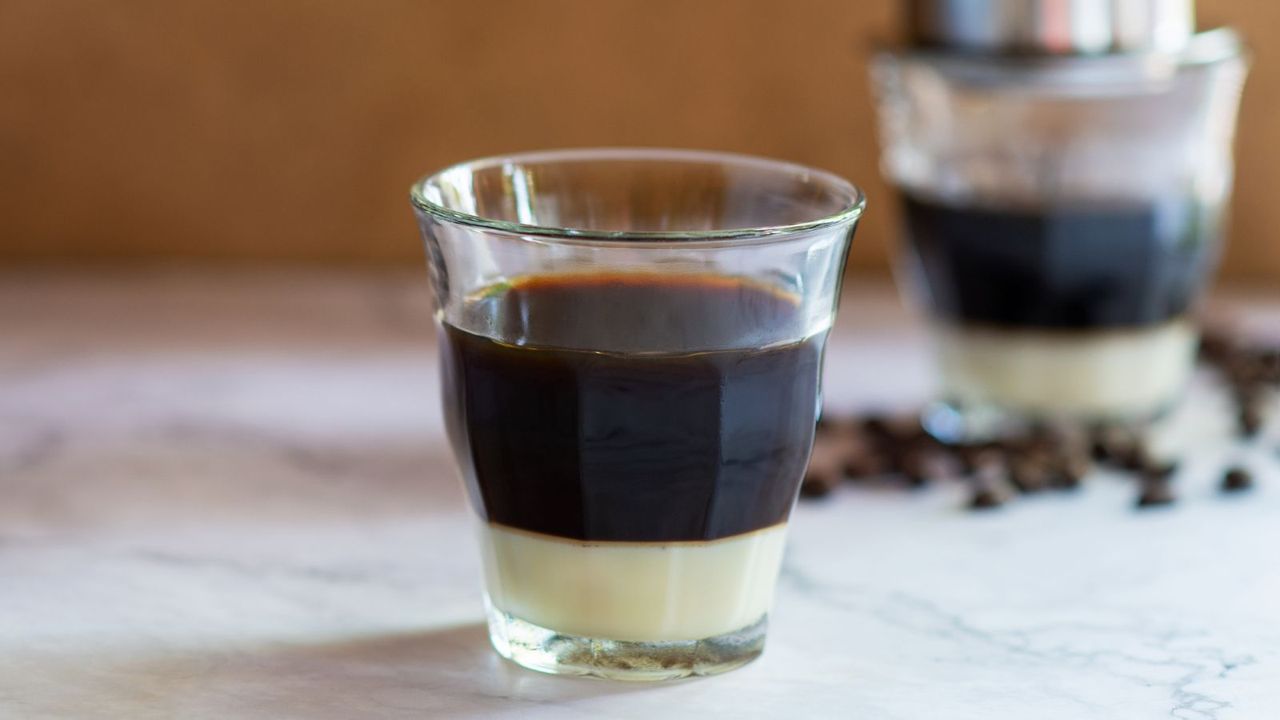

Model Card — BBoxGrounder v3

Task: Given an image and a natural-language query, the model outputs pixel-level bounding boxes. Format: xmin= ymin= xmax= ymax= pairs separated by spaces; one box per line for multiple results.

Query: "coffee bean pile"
xmin=1199 ymin=326 xmax=1280 ymax=440
xmin=801 ymin=328 xmax=1277 ymax=511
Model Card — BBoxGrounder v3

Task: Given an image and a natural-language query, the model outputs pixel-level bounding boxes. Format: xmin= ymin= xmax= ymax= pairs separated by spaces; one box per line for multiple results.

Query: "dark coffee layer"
xmin=439 ymin=273 xmax=822 ymax=542
xmin=902 ymin=193 xmax=1215 ymax=329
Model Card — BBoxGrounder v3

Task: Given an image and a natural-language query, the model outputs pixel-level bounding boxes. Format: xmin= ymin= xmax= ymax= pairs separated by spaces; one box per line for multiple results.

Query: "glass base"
xmin=484 ymin=599 xmax=767 ymax=681
xmin=922 ymin=397 xmax=1174 ymax=444
xmin=921 ymin=398 xmax=1063 ymax=444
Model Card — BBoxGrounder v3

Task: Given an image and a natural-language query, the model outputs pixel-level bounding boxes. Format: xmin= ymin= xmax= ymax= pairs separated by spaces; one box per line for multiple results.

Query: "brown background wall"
xmin=2 ymin=0 xmax=1276 ymax=280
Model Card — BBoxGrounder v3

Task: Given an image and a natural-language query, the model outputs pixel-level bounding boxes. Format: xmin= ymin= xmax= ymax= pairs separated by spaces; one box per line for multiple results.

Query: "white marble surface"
xmin=2 ymin=270 xmax=1279 ymax=720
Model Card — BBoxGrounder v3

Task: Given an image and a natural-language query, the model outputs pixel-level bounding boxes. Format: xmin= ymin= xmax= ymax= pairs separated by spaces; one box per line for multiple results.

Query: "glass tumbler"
xmin=410 ymin=149 xmax=864 ymax=680
xmin=872 ymin=29 xmax=1248 ymax=440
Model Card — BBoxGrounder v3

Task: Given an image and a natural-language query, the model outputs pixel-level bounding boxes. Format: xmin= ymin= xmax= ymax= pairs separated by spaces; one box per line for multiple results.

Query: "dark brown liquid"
xmin=439 ymin=273 xmax=824 ymax=543
xmin=902 ymin=193 xmax=1216 ymax=329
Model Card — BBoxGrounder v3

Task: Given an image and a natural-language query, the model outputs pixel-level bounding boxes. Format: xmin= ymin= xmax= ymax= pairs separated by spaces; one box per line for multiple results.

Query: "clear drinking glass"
xmin=872 ymin=29 xmax=1248 ymax=440
xmin=410 ymin=148 xmax=864 ymax=680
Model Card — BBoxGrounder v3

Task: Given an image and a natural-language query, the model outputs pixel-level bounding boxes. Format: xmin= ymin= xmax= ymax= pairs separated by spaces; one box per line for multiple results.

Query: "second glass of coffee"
xmin=411 ymin=149 xmax=864 ymax=680
xmin=873 ymin=10 xmax=1248 ymax=439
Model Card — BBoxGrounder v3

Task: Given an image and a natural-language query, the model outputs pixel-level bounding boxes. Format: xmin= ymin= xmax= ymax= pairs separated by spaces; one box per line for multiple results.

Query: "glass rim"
xmin=409 ymin=147 xmax=866 ymax=246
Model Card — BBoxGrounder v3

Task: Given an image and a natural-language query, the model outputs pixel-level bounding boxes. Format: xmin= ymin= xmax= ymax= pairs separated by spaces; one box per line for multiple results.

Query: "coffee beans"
xmin=802 ymin=402 xmax=1267 ymax=510
xmin=802 ymin=414 xmax=1105 ymax=507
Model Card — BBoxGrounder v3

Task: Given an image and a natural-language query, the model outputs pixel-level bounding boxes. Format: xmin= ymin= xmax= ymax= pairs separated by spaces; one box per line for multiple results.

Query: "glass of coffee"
xmin=872 ymin=27 xmax=1248 ymax=441
xmin=410 ymin=149 xmax=864 ymax=680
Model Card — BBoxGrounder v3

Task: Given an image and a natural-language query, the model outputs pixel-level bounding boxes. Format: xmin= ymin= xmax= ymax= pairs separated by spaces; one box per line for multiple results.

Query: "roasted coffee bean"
xmin=1141 ymin=458 xmax=1179 ymax=481
xmin=1136 ymin=478 xmax=1177 ymax=508
xmin=818 ymin=427 xmax=878 ymax=482
xmin=967 ymin=450 xmax=1013 ymax=497
xmin=1043 ymin=424 xmax=1086 ymax=459
xmin=860 ymin=415 xmax=892 ymax=440
xmin=967 ymin=459 xmax=1011 ymax=510
xmin=902 ymin=469 xmax=929 ymax=488
xmin=852 ymin=430 xmax=894 ymax=478
xmin=898 ymin=444 xmax=933 ymax=488
xmin=1225 ymin=359 xmax=1260 ymax=387
xmin=1238 ymin=402 xmax=1265 ymax=439
xmin=1023 ymin=421 xmax=1059 ymax=451
xmin=1009 ymin=454 xmax=1050 ymax=494
xmin=800 ymin=474 xmax=838 ymax=498
xmin=1051 ymin=454 xmax=1091 ymax=490
xmin=942 ymin=446 xmax=975 ymax=479
xmin=842 ymin=453 xmax=887 ymax=481
xmin=1091 ymin=425 xmax=1140 ymax=467
xmin=899 ymin=419 xmax=932 ymax=445
xmin=1063 ymin=450 xmax=1093 ymax=478
xmin=1118 ymin=434 xmax=1165 ymax=473
xmin=1260 ymin=348 xmax=1280 ymax=383
xmin=880 ymin=443 xmax=906 ymax=475
xmin=960 ymin=446 xmax=1003 ymax=475
xmin=1049 ymin=469 xmax=1082 ymax=490
xmin=1221 ymin=466 xmax=1253 ymax=492
xmin=1120 ymin=444 xmax=1152 ymax=473
xmin=801 ymin=437 xmax=846 ymax=498
xmin=1198 ymin=328 xmax=1236 ymax=365
xmin=1232 ymin=380 xmax=1264 ymax=402
xmin=969 ymin=485 xmax=1005 ymax=510
xmin=1090 ymin=436 xmax=1111 ymax=463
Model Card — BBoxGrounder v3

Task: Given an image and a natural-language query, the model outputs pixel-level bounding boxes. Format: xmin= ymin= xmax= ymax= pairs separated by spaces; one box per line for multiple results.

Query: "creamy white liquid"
xmin=479 ymin=523 xmax=789 ymax=642
xmin=935 ymin=320 xmax=1197 ymax=418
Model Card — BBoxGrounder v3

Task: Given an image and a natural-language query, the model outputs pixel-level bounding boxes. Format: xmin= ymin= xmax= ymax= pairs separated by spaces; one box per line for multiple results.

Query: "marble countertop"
xmin=2 ymin=270 xmax=1279 ymax=720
